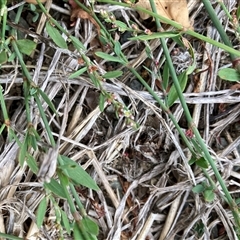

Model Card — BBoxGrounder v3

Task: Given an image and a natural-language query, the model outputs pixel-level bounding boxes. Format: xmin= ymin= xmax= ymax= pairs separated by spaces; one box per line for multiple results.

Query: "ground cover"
xmin=0 ymin=0 xmax=240 ymax=239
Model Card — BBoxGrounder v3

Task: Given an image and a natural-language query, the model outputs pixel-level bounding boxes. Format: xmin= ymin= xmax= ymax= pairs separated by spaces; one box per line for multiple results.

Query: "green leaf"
xmin=16 ymin=39 xmax=37 ymax=56
xmin=218 ymin=68 xmax=240 ymax=81
xmin=192 ymin=184 xmax=205 ymax=193
xmin=95 ymin=52 xmax=126 ymax=64
xmin=99 ymin=34 xmax=108 ymax=46
xmin=8 ymin=128 xmax=15 ymax=142
xmin=29 ymin=3 xmax=36 ymax=11
xmin=37 ymin=88 xmax=57 ymax=115
xmin=29 ymin=88 xmax=38 ymax=96
xmin=103 ymin=70 xmax=123 ymax=79
xmin=162 ymin=61 xmax=169 ymax=90
xmin=145 ymin=43 xmax=153 ymax=59
xmin=30 ymin=127 xmax=41 ymax=141
xmin=237 ymin=6 xmax=240 ymax=20
xmin=61 ymin=155 xmax=99 ymax=191
xmin=204 ymin=189 xmax=215 ymax=202
xmin=114 ymin=20 xmax=128 ymax=30
xmin=188 ymin=157 xmax=196 ymax=165
xmin=194 ymin=221 xmax=204 ymax=236
xmin=55 ymin=206 xmax=61 ymax=221
xmin=89 ymin=74 xmax=100 ymax=88
xmin=129 ymin=32 xmax=179 ymax=41
xmin=82 ymin=217 xmax=99 ymax=236
xmin=172 ymin=35 xmax=184 ymax=47
xmin=28 ymin=127 xmax=40 ymax=151
xmin=73 ymin=222 xmax=97 ymax=240
xmin=0 ymin=51 xmax=7 ymax=64
xmin=167 ymin=71 xmax=188 ymax=106
xmin=73 ymin=223 xmax=85 ymax=240
xmin=190 ymin=138 xmax=202 ymax=153
xmin=0 ymin=124 xmax=5 ymax=135
xmin=32 ymin=12 xmax=40 ymax=23
xmin=28 ymin=134 xmax=37 ymax=151
xmin=235 ymin=198 xmax=240 ymax=205
xmin=46 ymin=21 xmax=67 ymax=49
xmin=58 ymin=168 xmax=69 ymax=186
xmin=114 ymin=41 xmax=122 ymax=56
xmin=44 ymin=178 xmax=67 ymax=199
xmin=36 ymin=197 xmax=47 ymax=228
xmin=71 ymin=36 xmax=86 ymax=50
xmin=99 ymin=93 xmax=106 ymax=112
xmin=26 ymin=154 xmax=38 ymax=174
xmin=8 ymin=52 xmax=16 ymax=62
xmin=142 ymin=65 xmax=152 ymax=74
xmin=195 ymin=157 xmax=209 ymax=169
xmin=61 ymin=210 xmax=71 ymax=234
xmin=0 ymin=232 xmax=23 ymax=240
xmin=69 ymin=67 xmax=87 ymax=79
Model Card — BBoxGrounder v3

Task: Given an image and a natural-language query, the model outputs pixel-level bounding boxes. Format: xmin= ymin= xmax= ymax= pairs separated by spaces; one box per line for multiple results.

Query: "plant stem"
xmin=58 ymin=172 xmax=80 ymax=219
xmin=70 ymin=184 xmax=87 ymax=217
xmin=0 ymin=232 xmax=23 ymax=240
xmin=34 ymin=94 xmax=55 ymax=145
xmin=149 ymin=0 xmax=240 ymax=232
xmin=97 ymin=0 xmax=240 ymax=57
xmin=0 ymin=85 xmax=9 ymax=121
xmin=129 ymin=67 xmax=194 ymax=153
xmin=0 ymin=0 xmax=7 ymax=52
xmin=11 ymin=41 xmax=33 ymax=123
xmin=11 ymin=40 xmax=34 ymax=83
xmin=201 ymin=0 xmax=235 ymax=60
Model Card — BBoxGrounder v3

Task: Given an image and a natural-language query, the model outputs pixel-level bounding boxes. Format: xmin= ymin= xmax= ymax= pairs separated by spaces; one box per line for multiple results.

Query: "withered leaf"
xmin=135 ymin=0 xmax=191 ymax=29
xmin=69 ymin=0 xmax=100 ymax=35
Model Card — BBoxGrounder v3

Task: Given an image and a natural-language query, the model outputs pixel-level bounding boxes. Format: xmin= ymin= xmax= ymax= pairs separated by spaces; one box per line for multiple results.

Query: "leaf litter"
xmin=136 ymin=0 xmax=192 ymax=29
xmin=0 ymin=0 xmax=240 ymax=239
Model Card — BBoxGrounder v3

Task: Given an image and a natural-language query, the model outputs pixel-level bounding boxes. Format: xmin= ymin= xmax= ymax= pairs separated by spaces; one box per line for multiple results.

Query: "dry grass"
xmin=0 ymin=0 xmax=240 ymax=239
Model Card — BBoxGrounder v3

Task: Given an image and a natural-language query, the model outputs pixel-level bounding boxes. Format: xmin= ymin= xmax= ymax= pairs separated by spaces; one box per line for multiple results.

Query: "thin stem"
xmin=201 ymin=0 xmax=235 ymax=61
xmin=0 ymin=7 xmax=7 ymax=46
xmin=97 ymin=0 xmax=240 ymax=57
xmin=13 ymin=4 xmax=24 ymax=25
xmin=0 ymin=0 xmax=7 ymax=51
xmin=11 ymin=40 xmax=33 ymax=83
xmin=34 ymin=94 xmax=55 ymax=145
xmin=70 ymin=184 xmax=87 ymax=217
xmin=0 ymin=85 xmax=9 ymax=121
xmin=149 ymin=0 xmax=240 ymax=232
xmin=61 ymin=184 xmax=76 ymax=215
xmin=22 ymin=80 xmax=31 ymax=123
xmin=217 ymin=0 xmax=232 ymax=20
xmin=129 ymin=67 xmax=194 ymax=153
xmin=218 ymin=0 xmax=240 ymax=35
xmin=0 ymin=232 xmax=23 ymax=240
xmin=0 ymin=124 xmax=5 ymax=135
